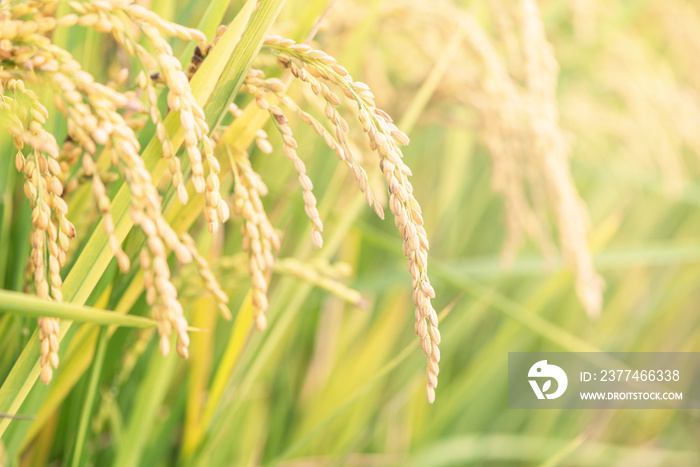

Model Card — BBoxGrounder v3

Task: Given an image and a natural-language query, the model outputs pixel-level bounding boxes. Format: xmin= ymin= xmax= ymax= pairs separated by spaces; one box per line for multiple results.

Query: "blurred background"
xmin=2 ymin=0 xmax=700 ymax=465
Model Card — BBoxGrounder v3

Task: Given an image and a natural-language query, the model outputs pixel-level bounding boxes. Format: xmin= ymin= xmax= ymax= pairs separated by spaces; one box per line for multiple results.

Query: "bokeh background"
xmin=2 ymin=0 xmax=700 ymax=465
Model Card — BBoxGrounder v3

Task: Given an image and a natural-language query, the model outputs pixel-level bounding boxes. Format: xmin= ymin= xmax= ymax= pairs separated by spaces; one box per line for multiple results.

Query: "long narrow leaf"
xmin=0 ymin=290 xmax=157 ymax=328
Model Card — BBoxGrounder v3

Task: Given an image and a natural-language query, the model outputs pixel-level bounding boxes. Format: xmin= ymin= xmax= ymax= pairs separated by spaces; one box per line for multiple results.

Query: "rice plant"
xmin=2 ymin=0 xmax=700 ymax=465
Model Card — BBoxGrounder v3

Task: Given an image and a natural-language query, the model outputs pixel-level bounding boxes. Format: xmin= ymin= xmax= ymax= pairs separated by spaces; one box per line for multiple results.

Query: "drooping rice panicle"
xmin=262 ymin=36 xmax=440 ymax=402
xmin=1 ymin=78 xmax=71 ymax=383
xmin=227 ymin=146 xmax=281 ymax=331
xmin=274 ymin=258 xmax=367 ymax=309
xmin=245 ymin=69 xmax=323 ymax=248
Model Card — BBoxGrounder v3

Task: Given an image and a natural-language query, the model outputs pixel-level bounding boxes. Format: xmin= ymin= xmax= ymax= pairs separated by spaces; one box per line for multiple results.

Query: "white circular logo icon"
xmin=528 ymin=360 xmax=568 ymax=399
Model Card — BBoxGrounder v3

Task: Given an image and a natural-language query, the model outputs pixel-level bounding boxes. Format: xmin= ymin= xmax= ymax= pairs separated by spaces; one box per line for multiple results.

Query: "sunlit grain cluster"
xmin=1 ymin=0 xmax=223 ymax=378
xmin=4 ymin=0 xmax=437 ymax=403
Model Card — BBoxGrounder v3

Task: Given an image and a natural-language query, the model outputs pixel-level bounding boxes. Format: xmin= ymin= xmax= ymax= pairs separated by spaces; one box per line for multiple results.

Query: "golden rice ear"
xmin=273 ymin=258 xmax=367 ymax=308
xmin=515 ymin=0 xmax=604 ymax=318
xmin=262 ymin=35 xmax=441 ymax=402
xmin=2 ymin=80 xmax=69 ymax=383
xmin=228 ymin=146 xmax=281 ymax=330
xmin=244 ymin=72 xmax=323 ymax=248
xmin=265 ymin=78 xmax=384 ymax=221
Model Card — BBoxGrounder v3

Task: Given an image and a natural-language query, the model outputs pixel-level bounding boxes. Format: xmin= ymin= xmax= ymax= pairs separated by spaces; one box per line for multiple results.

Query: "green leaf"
xmin=67 ymin=328 xmax=109 ymax=467
xmin=0 ymin=290 xmax=157 ymax=328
